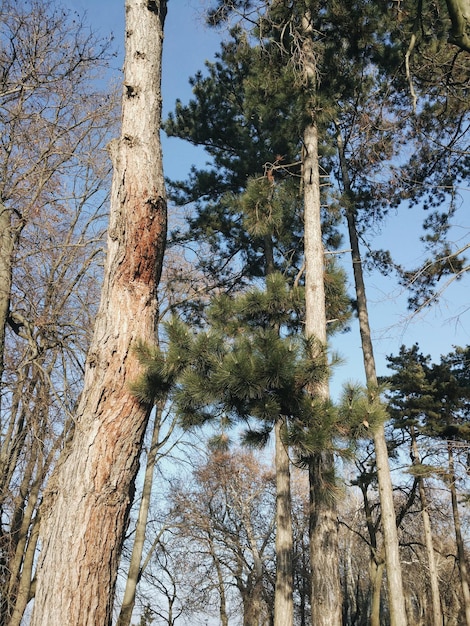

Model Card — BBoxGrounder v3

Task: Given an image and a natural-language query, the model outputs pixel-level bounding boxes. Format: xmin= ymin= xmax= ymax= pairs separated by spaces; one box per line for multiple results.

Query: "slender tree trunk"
xmin=263 ymin=228 xmax=295 ymax=626
xmin=274 ymin=418 xmax=294 ymax=626
xmin=117 ymin=403 xmax=167 ymax=626
xmin=410 ymin=428 xmax=442 ymax=626
xmin=8 ymin=516 xmax=39 ymax=626
xmin=448 ymin=443 xmax=470 ymax=626
xmin=243 ymin=514 xmax=265 ymax=626
xmin=369 ymin=558 xmax=385 ymax=626
xmin=336 ymin=127 xmax=408 ymax=626
xmin=0 ymin=204 xmax=19 ymax=390
xmin=209 ymin=539 xmax=229 ymax=626
xmin=30 ymin=2 xmax=167 ymax=624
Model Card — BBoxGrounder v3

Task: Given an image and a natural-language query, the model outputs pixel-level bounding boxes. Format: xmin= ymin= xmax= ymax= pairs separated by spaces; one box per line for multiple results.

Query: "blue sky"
xmin=67 ymin=0 xmax=470 ymax=398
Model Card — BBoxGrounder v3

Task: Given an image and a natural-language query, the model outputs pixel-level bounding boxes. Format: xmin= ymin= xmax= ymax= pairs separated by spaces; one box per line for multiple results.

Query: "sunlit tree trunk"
xmin=0 ymin=205 xmax=18 ymax=391
xmin=30 ymin=1 xmax=167 ymax=624
xmin=303 ymin=108 xmax=341 ymax=626
xmin=447 ymin=443 xmax=470 ymax=626
xmin=117 ymin=401 xmax=173 ymax=626
xmin=336 ymin=126 xmax=408 ymax=626
xmin=274 ymin=418 xmax=294 ymax=626
xmin=410 ymin=428 xmax=442 ymax=626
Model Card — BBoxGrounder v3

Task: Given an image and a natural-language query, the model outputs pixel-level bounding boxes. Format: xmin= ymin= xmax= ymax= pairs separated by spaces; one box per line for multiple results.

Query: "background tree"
xmin=0 ymin=2 xmax=118 ymax=623
xmin=30 ymin=1 xmax=168 ymax=623
xmin=170 ymin=449 xmax=277 ymax=626
xmin=386 ymin=344 xmax=470 ymax=626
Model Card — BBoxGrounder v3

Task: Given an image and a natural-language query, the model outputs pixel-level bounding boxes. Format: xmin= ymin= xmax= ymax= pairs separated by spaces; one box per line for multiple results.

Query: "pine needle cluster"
xmin=131 ymin=272 xmax=369 ymax=460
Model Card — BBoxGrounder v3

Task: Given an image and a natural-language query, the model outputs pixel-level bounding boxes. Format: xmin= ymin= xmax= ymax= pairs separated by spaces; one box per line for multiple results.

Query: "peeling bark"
xmin=30 ymin=2 xmax=167 ymax=624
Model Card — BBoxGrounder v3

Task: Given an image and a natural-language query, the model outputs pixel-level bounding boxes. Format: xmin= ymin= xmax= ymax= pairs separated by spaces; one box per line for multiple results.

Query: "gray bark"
xmin=274 ymin=418 xmax=294 ymax=626
xmin=336 ymin=126 xmax=408 ymax=626
xmin=410 ymin=428 xmax=442 ymax=626
xmin=303 ymin=113 xmax=341 ymax=626
xmin=448 ymin=443 xmax=470 ymax=626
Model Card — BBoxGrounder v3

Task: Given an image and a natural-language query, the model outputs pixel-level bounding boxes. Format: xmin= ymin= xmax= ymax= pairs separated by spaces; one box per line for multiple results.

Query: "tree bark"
xmin=410 ymin=428 xmax=442 ymax=626
xmin=336 ymin=127 xmax=408 ymax=626
xmin=303 ymin=114 xmax=341 ymax=625
xmin=301 ymin=12 xmax=342 ymax=625
xmin=369 ymin=558 xmax=385 ymax=626
xmin=0 ymin=205 xmax=19 ymax=391
xmin=448 ymin=443 xmax=470 ymax=626
xmin=30 ymin=1 xmax=167 ymax=624
xmin=274 ymin=418 xmax=294 ymax=626
xmin=117 ymin=401 xmax=170 ymax=626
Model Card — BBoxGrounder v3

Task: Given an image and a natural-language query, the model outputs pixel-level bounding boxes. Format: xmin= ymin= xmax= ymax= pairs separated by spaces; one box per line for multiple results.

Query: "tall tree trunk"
xmin=263 ymin=229 xmax=295 ymax=626
xmin=301 ymin=12 xmax=342 ymax=626
xmin=447 ymin=443 xmax=470 ymax=626
xmin=336 ymin=127 xmax=408 ymax=626
xmin=30 ymin=2 xmax=167 ymax=624
xmin=303 ymin=118 xmax=342 ymax=626
xmin=274 ymin=418 xmax=294 ymax=626
xmin=410 ymin=428 xmax=442 ymax=626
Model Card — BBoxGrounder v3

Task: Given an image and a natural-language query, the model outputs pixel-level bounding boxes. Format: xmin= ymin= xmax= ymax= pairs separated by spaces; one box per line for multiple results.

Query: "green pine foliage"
xmin=131 ymin=271 xmax=365 ymax=462
xmin=338 ymin=382 xmax=390 ymax=438
xmin=385 ymin=343 xmax=470 ymax=443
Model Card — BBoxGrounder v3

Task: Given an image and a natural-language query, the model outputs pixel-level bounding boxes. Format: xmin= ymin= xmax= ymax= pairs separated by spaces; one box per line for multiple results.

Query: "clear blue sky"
xmin=67 ymin=0 xmax=470 ymax=397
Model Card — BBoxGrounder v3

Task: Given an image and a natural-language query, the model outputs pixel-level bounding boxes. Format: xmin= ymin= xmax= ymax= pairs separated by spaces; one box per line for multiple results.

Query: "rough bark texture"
xmin=302 ymin=11 xmax=342 ymax=623
xmin=448 ymin=444 xmax=470 ymax=626
xmin=0 ymin=205 xmax=16 ymax=389
xmin=274 ymin=418 xmax=294 ymax=626
xmin=117 ymin=405 xmax=164 ymax=626
xmin=336 ymin=128 xmax=408 ymax=626
xmin=410 ymin=428 xmax=442 ymax=626
xmin=303 ymin=117 xmax=342 ymax=626
xmin=30 ymin=2 xmax=167 ymax=624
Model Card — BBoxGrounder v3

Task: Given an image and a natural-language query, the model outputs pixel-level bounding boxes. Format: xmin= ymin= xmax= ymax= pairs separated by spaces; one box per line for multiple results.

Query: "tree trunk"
xmin=448 ymin=443 xmax=470 ymax=626
xmin=30 ymin=2 xmax=167 ymax=624
xmin=410 ymin=428 xmax=442 ymax=626
xmin=308 ymin=453 xmax=341 ymax=626
xmin=301 ymin=13 xmax=342 ymax=625
xmin=369 ymin=558 xmax=384 ymax=626
xmin=303 ymin=117 xmax=342 ymax=625
xmin=117 ymin=402 xmax=168 ymax=626
xmin=0 ymin=204 xmax=19 ymax=390
xmin=209 ymin=539 xmax=230 ymax=626
xmin=336 ymin=127 xmax=408 ymax=626
xmin=274 ymin=418 xmax=294 ymax=626
xmin=243 ymin=578 xmax=264 ymax=626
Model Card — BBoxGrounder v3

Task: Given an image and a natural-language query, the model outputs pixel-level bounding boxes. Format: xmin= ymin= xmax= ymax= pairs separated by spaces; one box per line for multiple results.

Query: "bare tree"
xmin=0 ymin=2 xmax=118 ymax=623
xmin=169 ymin=449 xmax=277 ymax=626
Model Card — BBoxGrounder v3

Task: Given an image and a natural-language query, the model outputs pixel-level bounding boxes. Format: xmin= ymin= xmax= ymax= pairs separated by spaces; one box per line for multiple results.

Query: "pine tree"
xmin=386 ymin=344 xmax=470 ymax=625
xmin=136 ymin=270 xmax=351 ymax=626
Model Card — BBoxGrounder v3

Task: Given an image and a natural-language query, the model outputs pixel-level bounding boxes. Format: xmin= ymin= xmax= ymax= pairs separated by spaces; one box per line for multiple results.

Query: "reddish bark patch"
xmin=117 ymin=192 xmax=166 ymax=287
